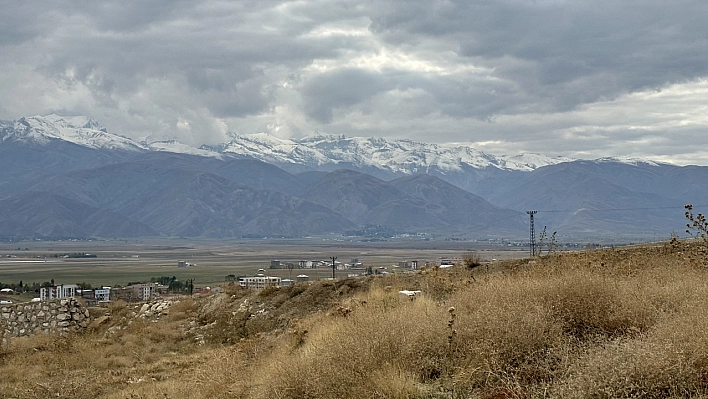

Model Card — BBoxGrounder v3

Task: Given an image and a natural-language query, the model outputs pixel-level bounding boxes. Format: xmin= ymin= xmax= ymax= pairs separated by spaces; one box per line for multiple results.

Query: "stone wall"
xmin=1 ymin=298 xmax=90 ymax=339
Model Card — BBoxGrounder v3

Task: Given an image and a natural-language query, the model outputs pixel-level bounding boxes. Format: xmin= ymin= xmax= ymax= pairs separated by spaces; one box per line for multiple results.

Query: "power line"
xmin=533 ymin=204 xmax=708 ymax=214
xmin=441 ymin=203 xmax=707 ymax=238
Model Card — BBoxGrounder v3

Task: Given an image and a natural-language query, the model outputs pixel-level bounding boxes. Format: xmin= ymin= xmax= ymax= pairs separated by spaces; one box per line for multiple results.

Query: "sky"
xmin=1 ymin=0 xmax=708 ymax=164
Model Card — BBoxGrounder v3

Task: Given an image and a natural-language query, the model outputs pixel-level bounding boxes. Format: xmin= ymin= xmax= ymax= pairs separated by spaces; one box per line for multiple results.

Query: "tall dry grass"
xmin=243 ymin=242 xmax=708 ymax=398
xmin=3 ymin=241 xmax=708 ymax=398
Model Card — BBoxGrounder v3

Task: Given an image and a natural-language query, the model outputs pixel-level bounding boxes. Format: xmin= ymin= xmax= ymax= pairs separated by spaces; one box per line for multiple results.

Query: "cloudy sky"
xmin=1 ymin=0 xmax=708 ymax=164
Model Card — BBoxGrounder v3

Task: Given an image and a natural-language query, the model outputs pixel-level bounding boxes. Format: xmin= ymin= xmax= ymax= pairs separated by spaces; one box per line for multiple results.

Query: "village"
xmin=0 ymin=255 xmax=465 ymax=305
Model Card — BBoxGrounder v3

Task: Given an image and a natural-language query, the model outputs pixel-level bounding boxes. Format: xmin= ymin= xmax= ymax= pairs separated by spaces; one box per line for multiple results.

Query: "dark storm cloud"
xmin=302 ymin=68 xmax=389 ymax=122
xmin=368 ymin=0 xmax=708 ymax=112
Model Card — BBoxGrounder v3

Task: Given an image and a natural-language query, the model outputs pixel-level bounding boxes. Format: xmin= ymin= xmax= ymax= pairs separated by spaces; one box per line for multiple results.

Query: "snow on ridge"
xmin=219 ymin=133 xmax=573 ymax=173
xmin=593 ymin=156 xmax=663 ymax=167
xmin=222 ymin=133 xmax=331 ymax=165
xmin=43 ymin=114 xmax=103 ymax=130
xmin=501 ymin=153 xmax=575 ymax=171
xmin=145 ymin=140 xmax=223 ymax=158
xmin=5 ymin=115 xmax=626 ymax=173
xmin=8 ymin=115 xmax=146 ymax=151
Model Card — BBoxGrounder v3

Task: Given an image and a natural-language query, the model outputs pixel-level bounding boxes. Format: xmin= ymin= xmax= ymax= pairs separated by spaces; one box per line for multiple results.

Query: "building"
xmin=238 ymin=275 xmax=281 ymax=289
xmin=79 ymin=288 xmax=111 ymax=306
xmin=398 ymin=260 xmax=420 ymax=270
xmin=299 ymin=260 xmax=320 ymax=269
xmin=39 ymin=284 xmax=78 ymax=301
xmin=112 ymin=283 xmax=156 ymax=302
xmin=94 ymin=288 xmax=111 ymax=302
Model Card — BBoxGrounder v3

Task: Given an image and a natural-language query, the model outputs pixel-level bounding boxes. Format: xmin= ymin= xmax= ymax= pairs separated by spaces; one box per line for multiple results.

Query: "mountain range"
xmin=0 ymin=114 xmax=702 ymax=242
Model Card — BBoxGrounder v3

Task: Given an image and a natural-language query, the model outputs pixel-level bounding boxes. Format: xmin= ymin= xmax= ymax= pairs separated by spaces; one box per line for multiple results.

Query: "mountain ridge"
xmin=0 ymin=114 xmax=702 ymax=241
xmin=0 ymin=115 xmax=578 ymax=174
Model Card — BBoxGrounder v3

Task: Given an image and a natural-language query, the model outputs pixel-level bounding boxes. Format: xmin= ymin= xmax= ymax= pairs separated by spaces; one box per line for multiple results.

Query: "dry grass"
xmin=2 ymin=240 xmax=708 ymax=398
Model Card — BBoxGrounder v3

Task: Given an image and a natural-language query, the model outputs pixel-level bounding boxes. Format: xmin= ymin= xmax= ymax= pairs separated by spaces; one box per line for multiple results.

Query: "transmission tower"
xmin=527 ymin=211 xmax=538 ymax=256
xmin=330 ymin=256 xmax=337 ymax=280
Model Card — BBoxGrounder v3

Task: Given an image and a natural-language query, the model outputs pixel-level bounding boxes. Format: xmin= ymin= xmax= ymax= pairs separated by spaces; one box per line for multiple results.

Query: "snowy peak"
xmin=221 ymin=133 xmax=329 ymax=166
xmin=220 ymin=133 xmax=571 ymax=173
xmin=500 ymin=153 xmax=575 ymax=171
xmin=4 ymin=115 xmax=146 ymax=152
xmin=0 ymin=114 xmax=662 ymax=175
xmin=43 ymin=114 xmax=104 ymax=131
xmin=144 ymin=139 xmax=223 ymax=158
xmin=593 ymin=156 xmax=665 ymax=167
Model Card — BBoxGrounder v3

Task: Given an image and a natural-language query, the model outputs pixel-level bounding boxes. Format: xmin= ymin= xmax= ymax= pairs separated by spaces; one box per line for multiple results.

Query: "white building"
xmin=39 ymin=284 xmax=78 ymax=301
xmin=135 ymin=284 xmax=155 ymax=301
xmin=238 ymin=276 xmax=281 ymax=290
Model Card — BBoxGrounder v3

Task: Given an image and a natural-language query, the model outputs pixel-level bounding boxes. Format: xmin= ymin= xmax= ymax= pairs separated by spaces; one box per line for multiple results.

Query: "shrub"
xmin=685 ymin=204 xmax=708 ymax=240
xmin=463 ymin=251 xmax=483 ymax=269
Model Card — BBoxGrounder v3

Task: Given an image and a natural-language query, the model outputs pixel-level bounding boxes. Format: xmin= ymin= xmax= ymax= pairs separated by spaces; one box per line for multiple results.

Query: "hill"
xmin=3 ymin=239 xmax=708 ymax=398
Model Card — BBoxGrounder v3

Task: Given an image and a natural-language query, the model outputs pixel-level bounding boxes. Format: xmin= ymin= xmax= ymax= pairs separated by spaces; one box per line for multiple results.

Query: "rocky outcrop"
xmin=0 ymin=298 xmax=90 ymax=339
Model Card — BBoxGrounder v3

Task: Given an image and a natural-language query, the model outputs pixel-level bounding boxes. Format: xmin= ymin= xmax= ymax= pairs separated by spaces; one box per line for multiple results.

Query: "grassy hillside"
xmin=2 ymin=239 xmax=708 ymax=398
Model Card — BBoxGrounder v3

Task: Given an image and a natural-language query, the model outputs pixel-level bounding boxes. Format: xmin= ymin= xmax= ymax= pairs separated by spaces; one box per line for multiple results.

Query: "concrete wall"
xmin=1 ymin=298 xmax=90 ymax=339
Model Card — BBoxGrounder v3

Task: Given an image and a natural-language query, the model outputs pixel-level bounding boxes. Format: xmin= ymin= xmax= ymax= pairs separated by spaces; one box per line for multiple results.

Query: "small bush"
xmin=463 ymin=251 xmax=483 ymax=269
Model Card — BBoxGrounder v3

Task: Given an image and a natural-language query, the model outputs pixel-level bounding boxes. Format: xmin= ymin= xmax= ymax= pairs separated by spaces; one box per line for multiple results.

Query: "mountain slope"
xmin=299 ymin=169 xmax=410 ymax=225
xmin=24 ymin=157 xmax=354 ymax=238
xmin=0 ymin=141 xmax=137 ymax=198
xmin=390 ymin=174 xmax=526 ymax=232
xmin=487 ymin=162 xmax=684 ymax=236
xmin=299 ymin=169 xmax=527 ymax=234
xmin=0 ymin=192 xmax=156 ymax=238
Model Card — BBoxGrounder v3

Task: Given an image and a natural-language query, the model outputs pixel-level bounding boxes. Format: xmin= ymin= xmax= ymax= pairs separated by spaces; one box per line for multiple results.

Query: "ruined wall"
xmin=1 ymin=298 xmax=90 ymax=338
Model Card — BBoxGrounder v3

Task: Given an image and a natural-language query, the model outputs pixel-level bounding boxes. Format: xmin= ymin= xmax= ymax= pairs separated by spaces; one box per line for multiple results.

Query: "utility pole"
xmin=330 ymin=256 xmax=337 ymax=280
xmin=527 ymin=211 xmax=538 ymax=257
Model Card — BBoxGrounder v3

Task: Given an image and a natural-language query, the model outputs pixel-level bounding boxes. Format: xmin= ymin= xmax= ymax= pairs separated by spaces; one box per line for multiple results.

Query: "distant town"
xmin=0 ymin=255 xmax=471 ymax=305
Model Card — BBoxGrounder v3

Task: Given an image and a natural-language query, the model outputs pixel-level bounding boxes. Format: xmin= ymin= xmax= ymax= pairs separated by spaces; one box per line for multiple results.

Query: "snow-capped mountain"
xmin=0 ymin=114 xmax=657 ymax=175
xmin=0 ymin=114 xmax=574 ymax=173
xmin=219 ymin=133 xmax=572 ymax=174
xmin=142 ymin=139 xmax=223 ymax=158
xmin=592 ymin=156 xmax=664 ymax=167
xmin=0 ymin=114 xmax=704 ymax=240
xmin=0 ymin=114 xmax=146 ymax=152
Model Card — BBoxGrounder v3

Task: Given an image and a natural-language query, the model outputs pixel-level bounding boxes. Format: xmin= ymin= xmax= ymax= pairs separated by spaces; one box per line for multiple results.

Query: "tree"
xmin=685 ymin=204 xmax=708 ymax=242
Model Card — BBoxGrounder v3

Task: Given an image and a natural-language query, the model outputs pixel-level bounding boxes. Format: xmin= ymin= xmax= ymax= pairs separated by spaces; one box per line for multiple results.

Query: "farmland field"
xmin=0 ymin=237 xmax=526 ymax=289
